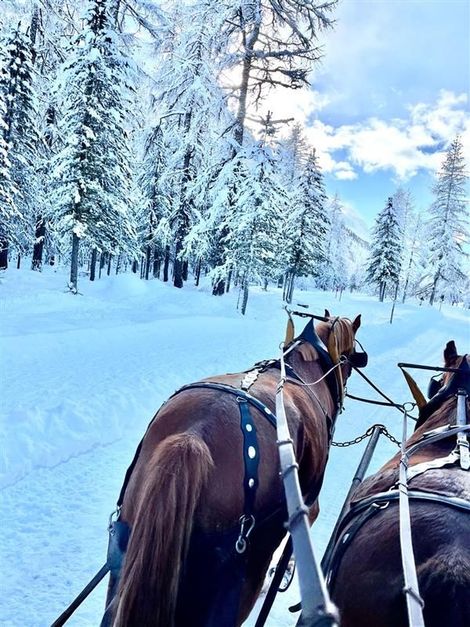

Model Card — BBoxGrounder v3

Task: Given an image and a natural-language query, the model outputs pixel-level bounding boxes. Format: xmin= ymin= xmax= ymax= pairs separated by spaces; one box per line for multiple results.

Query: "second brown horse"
xmin=101 ymin=312 xmax=364 ymax=627
xmin=329 ymin=341 xmax=470 ymax=627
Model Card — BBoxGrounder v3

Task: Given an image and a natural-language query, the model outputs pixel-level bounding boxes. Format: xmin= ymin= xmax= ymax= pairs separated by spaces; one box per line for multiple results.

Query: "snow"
xmin=1 ymin=267 xmax=468 ymax=626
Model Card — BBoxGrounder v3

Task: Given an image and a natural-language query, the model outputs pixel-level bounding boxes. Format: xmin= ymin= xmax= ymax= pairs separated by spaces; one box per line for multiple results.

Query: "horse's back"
xmin=332 ymin=468 xmax=470 ymax=627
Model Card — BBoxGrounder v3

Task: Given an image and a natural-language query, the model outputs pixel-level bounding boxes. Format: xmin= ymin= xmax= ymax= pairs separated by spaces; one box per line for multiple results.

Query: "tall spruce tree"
xmin=138 ymin=124 xmax=171 ymax=281
xmin=284 ymin=148 xmax=329 ymax=303
xmin=219 ymin=140 xmax=286 ymax=314
xmin=0 ymin=26 xmax=38 ymax=269
xmin=317 ymin=194 xmax=349 ymax=293
xmin=149 ymin=1 xmax=232 ymax=288
xmin=50 ymin=0 xmax=137 ymax=292
xmin=427 ymin=136 xmax=469 ymax=305
xmin=366 ymin=197 xmax=403 ymax=302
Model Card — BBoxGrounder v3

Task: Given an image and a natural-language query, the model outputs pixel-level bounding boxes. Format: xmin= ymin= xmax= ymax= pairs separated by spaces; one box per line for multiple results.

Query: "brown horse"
xmin=101 ymin=312 xmax=364 ymax=627
xmin=329 ymin=341 xmax=470 ymax=627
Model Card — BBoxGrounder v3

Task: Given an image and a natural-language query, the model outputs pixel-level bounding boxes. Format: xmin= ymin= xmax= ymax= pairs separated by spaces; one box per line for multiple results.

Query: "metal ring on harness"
xmin=236 ymin=514 xmax=256 ymax=554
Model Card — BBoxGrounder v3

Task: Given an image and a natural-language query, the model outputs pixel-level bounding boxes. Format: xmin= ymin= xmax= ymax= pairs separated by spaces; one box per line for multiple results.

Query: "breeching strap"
xmin=276 ymin=343 xmax=339 ymax=627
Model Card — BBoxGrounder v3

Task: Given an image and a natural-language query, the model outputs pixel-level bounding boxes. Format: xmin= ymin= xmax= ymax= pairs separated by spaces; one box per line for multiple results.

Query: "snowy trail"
xmin=1 ymin=269 xmax=468 ymax=626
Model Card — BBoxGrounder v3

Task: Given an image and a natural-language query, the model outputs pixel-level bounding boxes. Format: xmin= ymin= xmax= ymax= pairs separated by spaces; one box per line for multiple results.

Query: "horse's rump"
xmin=113 ymin=433 xmax=213 ymax=627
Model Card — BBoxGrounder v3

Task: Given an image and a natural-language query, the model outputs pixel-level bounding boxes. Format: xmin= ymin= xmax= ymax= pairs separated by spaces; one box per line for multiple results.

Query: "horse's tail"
xmin=113 ymin=433 xmax=214 ymax=627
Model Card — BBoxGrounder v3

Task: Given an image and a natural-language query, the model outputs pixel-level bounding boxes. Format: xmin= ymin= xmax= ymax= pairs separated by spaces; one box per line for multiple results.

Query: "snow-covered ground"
xmin=1 ymin=267 xmax=468 ymax=627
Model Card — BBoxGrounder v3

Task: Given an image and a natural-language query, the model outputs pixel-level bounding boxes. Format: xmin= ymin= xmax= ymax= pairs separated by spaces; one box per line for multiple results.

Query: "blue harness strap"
xmin=239 ymin=398 xmax=260 ymax=515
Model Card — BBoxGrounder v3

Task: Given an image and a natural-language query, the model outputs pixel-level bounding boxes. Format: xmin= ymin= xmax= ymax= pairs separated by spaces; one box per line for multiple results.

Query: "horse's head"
xmin=316 ymin=309 xmax=367 ymax=380
xmin=428 ymin=340 xmax=470 ymax=398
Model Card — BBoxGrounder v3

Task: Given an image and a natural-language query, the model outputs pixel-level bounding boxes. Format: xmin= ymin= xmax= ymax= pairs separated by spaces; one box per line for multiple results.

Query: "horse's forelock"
xmin=335 ymin=318 xmax=355 ymax=355
xmin=317 ymin=317 xmax=355 ymax=356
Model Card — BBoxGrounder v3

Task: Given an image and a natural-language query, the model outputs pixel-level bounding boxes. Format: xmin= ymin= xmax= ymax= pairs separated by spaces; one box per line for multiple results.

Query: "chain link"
xmin=332 ymin=424 xmax=401 ymax=448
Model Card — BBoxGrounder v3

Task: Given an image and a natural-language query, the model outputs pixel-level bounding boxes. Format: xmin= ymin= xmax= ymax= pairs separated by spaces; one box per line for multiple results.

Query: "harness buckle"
xmin=108 ymin=506 xmax=121 ymax=532
xmin=235 ymin=514 xmax=255 ymax=554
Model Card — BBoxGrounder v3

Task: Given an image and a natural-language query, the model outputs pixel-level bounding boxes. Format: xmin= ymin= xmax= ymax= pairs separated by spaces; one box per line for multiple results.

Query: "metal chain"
xmin=332 ymin=424 xmax=401 ymax=448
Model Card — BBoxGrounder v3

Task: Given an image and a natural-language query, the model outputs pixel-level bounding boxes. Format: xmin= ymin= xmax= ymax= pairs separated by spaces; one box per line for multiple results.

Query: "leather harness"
xmin=107 ymin=323 xmax=347 ymax=585
xmin=326 ymin=360 xmax=470 ymax=590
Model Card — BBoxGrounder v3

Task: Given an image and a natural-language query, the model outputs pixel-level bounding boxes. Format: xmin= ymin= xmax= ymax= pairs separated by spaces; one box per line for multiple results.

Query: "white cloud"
xmin=303 ymin=90 xmax=469 ymax=180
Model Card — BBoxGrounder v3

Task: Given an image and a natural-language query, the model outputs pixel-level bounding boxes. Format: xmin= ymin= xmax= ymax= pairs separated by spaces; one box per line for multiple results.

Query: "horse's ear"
xmin=444 ymin=340 xmax=457 ymax=366
xmin=352 ymin=314 xmax=361 ymax=333
xmin=324 ymin=309 xmax=331 ymax=318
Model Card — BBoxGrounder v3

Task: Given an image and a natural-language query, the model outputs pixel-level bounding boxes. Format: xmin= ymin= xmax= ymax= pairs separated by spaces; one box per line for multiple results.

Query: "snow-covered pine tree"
xmin=50 ymin=0 xmax=137 ymax=292
xmin=0 ymin=25 xmax=38 ymax=270
xmin=219 ymin=140 xmax=286 ymax=314
xmin=317 ymin=194 xmax=350 ymax=294
xmin=211 ymin=0 xmax=337 ymax=294
xmin=426 ymin=136 xmax=469 ymax=305
xmin=138 ymin=124 xmax=171 ymax=280
xmin=366 ymin=197 xmax=403 ymax=302
xmin=148 ymin=1 xmax=233 ymax=288
xmin=283 ymin=148 xmax=329 ymax=303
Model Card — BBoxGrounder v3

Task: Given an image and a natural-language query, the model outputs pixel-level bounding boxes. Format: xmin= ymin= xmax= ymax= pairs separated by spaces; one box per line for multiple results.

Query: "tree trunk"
xmin=163 ymin=245 xmax=170 ymax=282
xmin=17 ymin=253 xmax=21 ymax=269
xmin=429 ymin=274 xmax=439 ymax=306
xmin=153 ymin=246 xmax=160 ymax=278
xmin=226 ymin=268 xmax=232 ymax=293
xmin=69 ymin=232 xmax=80 ymax=293
xmin=389 ymin=283 xmax=399 ymax=324
xmin=99 ymin=252 xmax=106 ymax=279
xmin=212 ymin=272 xmax=226 ymax=295
xmin=195 ymin=259 xmax=201 ymax=286
xmin=132 ymin=259 xmax=138 ymax=274
xmin=90 ymin=248 xmax=97 ymax=281
xmin=287 ymin=273 xmax=295 ymax=304
xmin=173 ymin=251 xmax=184 ymax=288
xmin=145 ymin=245 xmax=151 ymax=280
xmin=379 ymin=282 xmax=385 ymax=302
xmin=0 ymin=240 xmax=8 ymax=270
xmin=182 ymin=259 xmax=189 ymax=282
xmin=240 ymin=279 xmax=249 ymax=316
xmin=31 ymin=216 xmax=45 ymax=271
xmin=115 ymin=253 xmax=121 ymax=275
xmin=107 ymin=254 xmax=112 ymax=276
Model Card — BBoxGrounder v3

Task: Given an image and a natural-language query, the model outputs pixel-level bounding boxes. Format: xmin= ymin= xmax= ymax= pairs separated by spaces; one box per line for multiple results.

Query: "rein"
xmin=349 ymin=364 xmax=417 ymax=418
xmin=275 ymin=342 xmax=339 ymax=627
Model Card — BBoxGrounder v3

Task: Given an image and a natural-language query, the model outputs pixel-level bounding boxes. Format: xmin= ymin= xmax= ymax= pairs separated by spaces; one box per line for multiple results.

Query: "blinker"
xmin=428 ymin=376 xmax=442 ymax=399
xmin=349 ymin=351 xmax=368 ymax=369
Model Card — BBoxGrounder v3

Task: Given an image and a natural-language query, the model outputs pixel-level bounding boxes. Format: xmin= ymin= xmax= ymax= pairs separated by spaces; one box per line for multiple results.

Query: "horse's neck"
xmin=287 ymin=349 xmax=336 ymax=414
xmin=411 ymin=396 xmax=463 ymax=444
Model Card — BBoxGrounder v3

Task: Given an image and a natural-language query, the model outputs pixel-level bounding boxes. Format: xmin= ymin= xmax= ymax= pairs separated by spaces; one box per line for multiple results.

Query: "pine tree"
xmin=0 ymin=25 xmax=38 ymax=269
xmin=366 ymin=197 xmax=403 ymax=302
xmin=218 ymin=140 xmax=286 ymax=314
xmin=317 ymin=194 xmax=350 ymax=293
xmin=148 ymin=1 xmax=233 ymax=288
xmin=50 ymin=0 xmax=137 ymax=292
xmin=138 ymin=124 xmax=171 ymax=280
xmin=283 ymin=148 xmax=329 ymax=303
xmin=427 ymin=136 xmax=469 ymax=305
xmin=211 ymin=0 xmax=337 ymax=294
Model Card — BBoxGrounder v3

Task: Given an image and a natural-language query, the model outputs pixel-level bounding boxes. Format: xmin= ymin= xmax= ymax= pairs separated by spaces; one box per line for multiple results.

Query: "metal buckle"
xmin=235 ymin=514 xmax=255 ymax=554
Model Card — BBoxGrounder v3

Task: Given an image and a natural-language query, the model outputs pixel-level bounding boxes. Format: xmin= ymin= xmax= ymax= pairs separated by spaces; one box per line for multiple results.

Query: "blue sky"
xmin=262 ymin=0 xmax=470 ymax=235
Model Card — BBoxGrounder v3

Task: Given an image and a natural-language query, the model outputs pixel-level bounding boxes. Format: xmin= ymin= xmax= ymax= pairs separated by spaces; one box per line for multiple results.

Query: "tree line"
xmin=0 ymin=0 xmax=468 ymax=310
